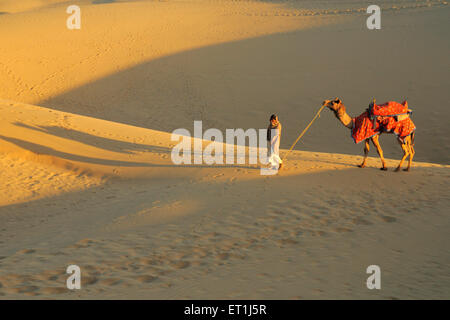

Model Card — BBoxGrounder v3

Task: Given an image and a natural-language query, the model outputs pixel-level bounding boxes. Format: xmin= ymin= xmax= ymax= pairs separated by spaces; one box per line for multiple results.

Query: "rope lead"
xmin=282 ymin=104 xmax=326 ymax=162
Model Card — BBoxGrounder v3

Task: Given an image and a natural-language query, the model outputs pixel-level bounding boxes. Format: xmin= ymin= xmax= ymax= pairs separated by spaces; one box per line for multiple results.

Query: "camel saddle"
xmin=351 ymin=100 xmax=416 ymax=144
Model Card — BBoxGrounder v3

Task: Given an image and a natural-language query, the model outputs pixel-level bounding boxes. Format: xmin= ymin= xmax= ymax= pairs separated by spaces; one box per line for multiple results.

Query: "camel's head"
xmin=322 ymin=98 xmax=342 ymax=112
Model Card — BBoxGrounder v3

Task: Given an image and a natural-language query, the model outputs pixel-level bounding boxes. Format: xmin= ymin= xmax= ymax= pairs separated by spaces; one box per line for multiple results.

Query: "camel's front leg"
xmin=358 ymin=139 xmax=370 ymax=168
xmin=405 ymin=137 xmax=415 ymax=171
xmin=371 ymin=135 xmax=387 ymax=170
xmin=395 ymin=140 xmax=410 ymax=172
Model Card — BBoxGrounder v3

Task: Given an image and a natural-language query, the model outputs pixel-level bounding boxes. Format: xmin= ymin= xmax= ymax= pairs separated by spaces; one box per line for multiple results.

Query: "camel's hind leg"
xmin=405 ymin=136 xmax=415 ymax=171
xmin=395 ymin=139 xmax=410 ymax=172
xmin=358 ymin=139 xmax=370 ymax=168
xmin=371 ymin=135 xmax=387 ymax=170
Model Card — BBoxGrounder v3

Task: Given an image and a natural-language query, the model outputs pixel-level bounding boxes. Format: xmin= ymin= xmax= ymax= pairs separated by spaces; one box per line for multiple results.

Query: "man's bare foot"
xmin=278 ymin=163 xmax=283 ymax=170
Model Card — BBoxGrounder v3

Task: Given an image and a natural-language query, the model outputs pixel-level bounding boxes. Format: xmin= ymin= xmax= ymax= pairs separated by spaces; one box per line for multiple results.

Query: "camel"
xmin=322 ymin=98 xmax=415 ymax=171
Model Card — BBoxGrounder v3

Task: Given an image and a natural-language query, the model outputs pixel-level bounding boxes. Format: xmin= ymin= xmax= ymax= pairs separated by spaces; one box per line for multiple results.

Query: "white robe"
xmin=268 ymin=126 xmax=282 ymax=167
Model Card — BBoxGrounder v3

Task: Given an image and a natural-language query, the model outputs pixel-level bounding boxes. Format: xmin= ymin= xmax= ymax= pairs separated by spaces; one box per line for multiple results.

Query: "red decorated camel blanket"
xmin=351 ymin=101 xmax=416 ymax=144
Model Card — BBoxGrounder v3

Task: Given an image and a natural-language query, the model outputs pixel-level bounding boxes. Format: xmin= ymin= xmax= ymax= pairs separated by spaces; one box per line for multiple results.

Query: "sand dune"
xmin=0 ymin=0 xmax=70 ymax=13
xmin=1 ymin=98 xmax=448 ymax=299
xmin=0 ymin=0 xmax=449 ymax=299
xmin=2 ymin=0 xmax=448 ymax=163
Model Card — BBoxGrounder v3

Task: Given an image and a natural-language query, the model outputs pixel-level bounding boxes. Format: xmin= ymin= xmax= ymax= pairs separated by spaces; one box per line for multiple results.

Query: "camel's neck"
xmin=333 ymin=104 xmax=353 ymax=129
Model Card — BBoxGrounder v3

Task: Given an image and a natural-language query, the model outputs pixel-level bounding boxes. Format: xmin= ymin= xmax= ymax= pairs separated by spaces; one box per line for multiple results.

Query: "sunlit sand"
xmin=0 ymin=0 xmax=448 ymax=299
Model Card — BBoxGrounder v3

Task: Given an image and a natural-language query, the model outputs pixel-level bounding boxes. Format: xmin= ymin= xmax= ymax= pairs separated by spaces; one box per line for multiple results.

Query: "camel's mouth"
xmin=323 ymin=99 xmax=335 ymax=110
xmin=322 ymin=100 xmax=332 ymax=108
xmin=323 ymin=98 xmax=341 ymax=111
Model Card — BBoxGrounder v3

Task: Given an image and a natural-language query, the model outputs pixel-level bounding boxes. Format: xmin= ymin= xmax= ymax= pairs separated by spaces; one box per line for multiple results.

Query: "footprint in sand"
xmin=68 ymin=238 xmax=96 ymax=249
xmin=312 ymin=230 xmax=327 ymax=237
xmin=138 ymin=257 xmax=158 ymax=266
xmin=334 ymin=227 xmax=353 ymax=233
xmin=35 ymin=269 xmax=66 ymax=281
xmin=379 ymin=215 xmax=397 ymax=223
xmin=352 ymin=217 xmax=373 ymax=226
xmin=276 ymin=238 xmax=299 ymax=246
xmin=134 ymin=275 xmax=158 ymax=283
xmin=100 ymin=278 xmax=123 ymax=286
xmin=215 ymin=253 xmax=230 ymax=261
xmin=170 ymin=261 xmax=190 ymax=269
xmin=4 ymin=285 xmax=39 ymax=294
xmin=40 ymin=287 xmax=67 ymax=295
xmin=17 ymin=249 xmax=36 ymax=254
xmin=81 ymin=275 xmax=98 ymax=286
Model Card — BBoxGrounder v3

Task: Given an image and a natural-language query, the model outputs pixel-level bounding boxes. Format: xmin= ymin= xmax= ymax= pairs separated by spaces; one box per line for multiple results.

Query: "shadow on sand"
xmin=35 ymin=19 xmax=450 ymax=164
xmin=12 ymin=122 xmax=171 ymax=155
xmin=0 ymin=133 xmax=259 ymax=171
xmin=92 ymin=0 xmax=116 ymax=4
